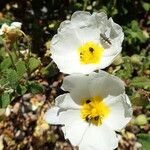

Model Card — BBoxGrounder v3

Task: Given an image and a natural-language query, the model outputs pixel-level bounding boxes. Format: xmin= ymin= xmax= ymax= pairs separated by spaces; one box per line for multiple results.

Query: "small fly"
xmin=85 ymin=115 xmax=92 ymax=122
xmin=100 ymin=33 xmax=112 ymax=45
xmin=85 ymin=115 xmax=99 ymax=122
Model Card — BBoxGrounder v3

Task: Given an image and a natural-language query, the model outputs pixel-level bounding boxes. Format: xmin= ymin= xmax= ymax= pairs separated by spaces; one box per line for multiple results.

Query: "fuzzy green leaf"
xmin=16 ymin=85 xmax=27 ymax=95
xmin=29 ymin=57 xmax=41 ymax=72
xmin=137 ymin=134 xmax=150 ymax=150
xmin=1 ymin=93 xmax=10 ymax=108
xmin=28 ymin=82 xmax=44 ymax=94
xmin=5 ymin=69 xmax=19 ymax=89
xmin=142 ymin=2 xmax=150 ymax=11
xmin=130 ymin=77 xmax=150 ymax=90
xmin=0 ymin=57 xmax=12 ymax=71
xmin=41 ymin=62 xmax=58 ymax=77
xmin=16 ymin=60 xmax=27 ymax=79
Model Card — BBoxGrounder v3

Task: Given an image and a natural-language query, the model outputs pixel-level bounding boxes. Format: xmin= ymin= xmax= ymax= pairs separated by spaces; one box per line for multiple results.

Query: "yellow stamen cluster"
xmin=81 ymin=96 xmax=110 ymax=126
xmin=78 ymin=41 xmax=104 ymax=64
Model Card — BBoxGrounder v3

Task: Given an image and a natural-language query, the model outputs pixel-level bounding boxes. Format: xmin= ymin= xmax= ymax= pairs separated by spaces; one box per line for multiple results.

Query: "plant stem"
xmin=19 ymin=30 xmax=31 ymax=78
xmin=3 ymin=41 xmax=17 ymax=70
xmin=83 ymin=0 xmax=88 ymax=11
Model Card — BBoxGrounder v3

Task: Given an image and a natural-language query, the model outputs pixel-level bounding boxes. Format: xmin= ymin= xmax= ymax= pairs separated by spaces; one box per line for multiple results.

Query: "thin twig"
xmin=3 ymin=40 xmax=17 ymax=70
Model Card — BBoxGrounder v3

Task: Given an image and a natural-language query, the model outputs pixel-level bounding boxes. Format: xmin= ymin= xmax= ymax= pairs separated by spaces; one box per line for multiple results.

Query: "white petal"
xmin=1 ymin=23 xmax=9 ymax=30
xmin=44 ymin=107 xmax=62 ymax=125
xmin=52 ymin=54 xmax=79 ymax=74
xmin=62 ymin=120 xmax=88 ymax=146
xmin=74 ymin=26 xmax=100 ymax=43
xmin=57 ymin=59 xmax=102 ymax=74
xmin=51 ymin=26 xmax=81 ymax=57
xmin=90 ymin=12 xmax=108 ymax=28
xmin=107 ymin=18 xmax=124 ymax=42
xmin=89 ymin=70 xmax=125 ymax=98
xmin=0 ymin=29 xmax=3 ymax=35
xmin=59 ymin=109 xmax=83 ymax=128
xmin=51 ymin=26 xmax=82 ymax=74
xmin=71 ymin=12 xmax=107 ymax=44
xmin=62 ymin=74 xmax=90 ymax=104
xmin=98 ymin=53 xmax=120 ymax=69
xmin=55 ymin=93 xmax=80 ymax=109
xmin=59 ymin=109 xmax=89 ymax=146
xmin=58 ymin=20 xmax=71 ymax=32
xmin=104 ymin=94 xmax=132 ymax=131
xmin=79 ymin=124 xmax=118 ymax=150
xmin=11 ymin=22 xmax=22 ymax=29
xmin=71 ymin=11 xmax=91 ymax=27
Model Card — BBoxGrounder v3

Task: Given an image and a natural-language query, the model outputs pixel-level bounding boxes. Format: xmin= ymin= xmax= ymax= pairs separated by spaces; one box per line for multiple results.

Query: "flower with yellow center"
xmin=78 ymin=41 xmax=104 ymax=64
xmin=81 ymin=96 xmax=110 ymax=126
xmin=44 ymin=70 xmax=132 ymax=150
xmin=51 ymin=11 xmax=124 ymax=74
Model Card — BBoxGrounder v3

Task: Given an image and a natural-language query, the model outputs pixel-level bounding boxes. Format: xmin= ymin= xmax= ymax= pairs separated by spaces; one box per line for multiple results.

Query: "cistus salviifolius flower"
xmin=50 ymin=11 xmax=124 ymax=74
xmin=45 ymin=70 xmax=132 ymax=150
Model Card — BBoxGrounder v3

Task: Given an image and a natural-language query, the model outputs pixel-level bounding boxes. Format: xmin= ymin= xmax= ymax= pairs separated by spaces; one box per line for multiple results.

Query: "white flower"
xmin=51 ymin=11 xmax=124 ymax=74
xmin=44 ymin=70 xmax=132 ymax=150
xmin=0 ymin=23 xmax=10 ymax=35
xmin=0 ymin=22 xmax=22 ymax=35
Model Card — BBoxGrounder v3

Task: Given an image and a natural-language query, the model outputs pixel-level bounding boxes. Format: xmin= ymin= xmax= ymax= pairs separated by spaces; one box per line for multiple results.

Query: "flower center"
xmin=81 ymin=96 xmax=110 ymax=126
xmin=77 ymin=41 xmax=104 ymax=64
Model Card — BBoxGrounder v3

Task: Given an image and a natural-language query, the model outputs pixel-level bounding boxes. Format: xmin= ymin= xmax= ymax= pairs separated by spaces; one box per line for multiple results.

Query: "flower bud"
xmin=134 ymin=114 xmax=148 ymax=126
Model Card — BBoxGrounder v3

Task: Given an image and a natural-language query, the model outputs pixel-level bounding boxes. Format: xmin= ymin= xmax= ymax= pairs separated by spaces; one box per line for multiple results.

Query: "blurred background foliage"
xmin=0 ymin=0 xmax=149 ymax=150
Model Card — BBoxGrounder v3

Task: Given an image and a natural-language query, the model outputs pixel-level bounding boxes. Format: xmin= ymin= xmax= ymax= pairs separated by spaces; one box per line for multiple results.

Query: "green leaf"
xmin=130 ymin=77 xmax=150 ymax=90
xmin=0 ymin=57 xmax=12 ymax=71
xmin=142 ymin=2 xmax=150 ymax=11
xmin=16 ymin=85 xmax=27 ymax=95
xmin=29 ymin=57 xmax=41 ymax=72
xmin=137 ymin=134 xmax=150 ymax=150
xmin=0 ymin=48 xmax=6 ymax=61
xmin=115 ymin=57 xmax=133 ymax=79
xmin=16 ymin=60 xmax=27 ymax=79
xmin=0 ymin=78 xmax=8 ymax=87
xmin=1 ymin=93 xmax=10 ymax=108
xmin=28 ymin=82 xmax=44 ymax=94
xmin=5 ymin=69 xmax=19 ymax=89
xmin=131 ymin=92 xmax=149 ymax=107
xmin=146 ymin=104 xmax=150 ymax=110
xmin=0 ymin=108 xmax=5 ymax=121
xmin=41 ymin=62 xmax=58 ymax=77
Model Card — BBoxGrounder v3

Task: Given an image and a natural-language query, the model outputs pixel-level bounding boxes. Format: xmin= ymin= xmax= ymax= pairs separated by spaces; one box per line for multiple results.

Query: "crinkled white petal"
xmin=11 ymin=22 xmax=22 ymax=29
xmin=71 ymin=11 xmax=91 ymax=27
xmin=62 ymin=74 xmax=90 ymax=104
xmin=62 ymin=120 xmax=88 ymax=146
xmin=89 ymin=70 xmax=125 ymax=98
xmin=74 ymin=25 xmax=100 ymax=43
xmin=51 ymin=27 xmax=81 ymax=56
xmin=51 ymin=11 xmax=124 ymax=74
xmin=107 ymin=18 xmax=124 ymax=43
xmin=44 ymin=107 xmax=62 ymax=125
xmin=1 ymin=23 xmax=9 ymax=30
xmin=79 ymin=124 xmax=118 ymax=150
xmin=55 ymin=93 xmax=80 ymax=109
xmin=59 ymin=109 xmax=88 ymax=146
xmin=103 ymin=94 xmax=132 ymax=131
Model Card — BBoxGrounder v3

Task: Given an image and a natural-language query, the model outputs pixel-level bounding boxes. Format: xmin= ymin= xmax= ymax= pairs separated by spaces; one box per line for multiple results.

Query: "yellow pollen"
xmin=81 ymin=96 xmax=110 ymax=126
xmin=77 ymin=41 xmax=104 ymax=64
